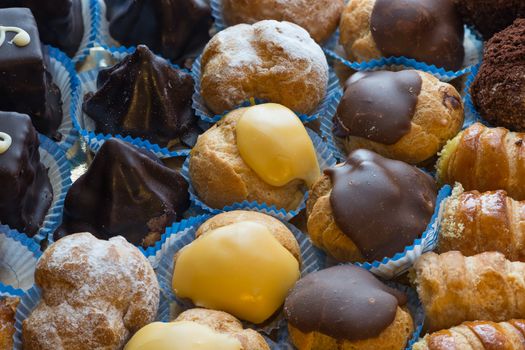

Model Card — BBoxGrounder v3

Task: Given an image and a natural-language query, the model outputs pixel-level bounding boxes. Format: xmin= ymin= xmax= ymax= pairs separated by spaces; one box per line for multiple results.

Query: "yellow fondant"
xmin=124 ymin=321 xmax=241 ymax=350
xmin=235 ymin=103 xmax=321 ymax=187
xmin=172 ymin=221 xmax=300 ymax=324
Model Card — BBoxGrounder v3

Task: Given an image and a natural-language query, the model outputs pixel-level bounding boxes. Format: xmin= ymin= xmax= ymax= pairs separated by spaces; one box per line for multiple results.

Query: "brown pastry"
xmin=22 ymin=232 xmax=159 ymax=349
xmin=412 ymin=251 xmax=525 ymax=332
xmin=437 ymin=123 xmax=525 ymax=200
xmin=0 ymin=297 xmax=18 ymax=350
xmin=200 ymin=20 xmax=329 ymax=115
xmin=334 ymin=70 xmax=464 ymax=164
xmin=413 ymin=319 xmax=525 ymax=350
xmin=307 ymin=149 xmax=437 ymax=262
xmin=221 ymin=0 xmax=344 ymax=43
xmin=438 ymin=183 xmax=525 ymax=261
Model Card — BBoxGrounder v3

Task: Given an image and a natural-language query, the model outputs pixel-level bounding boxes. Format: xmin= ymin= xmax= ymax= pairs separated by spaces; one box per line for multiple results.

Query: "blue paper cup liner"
xmin=325 ymin=26 xmax=483 ymax=82
xmin=181 ymin=128 xmax=336 ymax=221
xmin=191 ymin=53 xmax=342 ymax=124
xmin=0 ymin=226 xmax=41 ymax=295
xmin=155 ymin=213 xmax=326 ymax=335
xmin=76 ymin=46 xmax=193 ymax=158
xmin=463 ymin=64 xmax=488 ymax=128
xmin=72 ymin=0 xmax=102 ymax=64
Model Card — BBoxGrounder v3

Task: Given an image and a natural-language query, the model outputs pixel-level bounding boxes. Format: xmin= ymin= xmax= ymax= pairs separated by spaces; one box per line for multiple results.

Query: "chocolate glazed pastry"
xmin=105 ymin=0 xmax=212 ymax=66
xmin=83 ymin=45 xmax=198 ymax=148
xmin=0 ymin=112 xmax=53 ymax=236
xmin=371 ymin=0 xmax=464 ymax=71
xmin=57 ymin=138 xmax=190 ymax=247
xmin=333 ymin=70 xmax=422 ymax=144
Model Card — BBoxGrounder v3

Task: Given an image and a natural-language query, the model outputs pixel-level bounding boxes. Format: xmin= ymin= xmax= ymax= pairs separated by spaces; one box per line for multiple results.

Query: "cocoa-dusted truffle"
xmin=471 ymin=19 xmax=525 ymax=131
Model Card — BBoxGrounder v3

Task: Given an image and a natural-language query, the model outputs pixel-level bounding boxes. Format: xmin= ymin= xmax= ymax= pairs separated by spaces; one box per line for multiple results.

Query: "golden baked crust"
xmin=288 ymin=306 xmax=414 ymax=350
xmin=339 ymin=0 xmax=380 ymax=61
xmin=22 ymin=233 xmax=159 ymax=350
xmin=200 ymin=20 xmax=329 ymax=115
xmin=340 ymin=71 xmax=464 ymax=164
xmin=0 ymin=297 xmax=18 ymax=350
xmin=221 ymin=0 xmax=344 ymax=43
xmin=174 ymin=308 xmax=270 ymax=350
xmin=189 ymin=109 xmax=306 ymax=211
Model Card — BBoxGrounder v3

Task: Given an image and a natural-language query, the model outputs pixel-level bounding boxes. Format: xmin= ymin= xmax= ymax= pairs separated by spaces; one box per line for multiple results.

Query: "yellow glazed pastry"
xmin=172 ymin=220 xmax=301 ymax=324
xmin=236 ymin=103 xmax=320 ymax=187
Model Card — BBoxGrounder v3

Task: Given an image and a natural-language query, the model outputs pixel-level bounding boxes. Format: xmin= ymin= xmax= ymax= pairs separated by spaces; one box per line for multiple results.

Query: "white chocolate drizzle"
xmin=0 ymin=132 xmax=12 ymax=154
xmin=0 ymin=26 xmax=30 ymax=47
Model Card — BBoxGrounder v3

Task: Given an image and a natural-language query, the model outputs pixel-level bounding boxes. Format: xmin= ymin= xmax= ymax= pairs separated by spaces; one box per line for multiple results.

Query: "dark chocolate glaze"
xmin=284 ymin=265 xmax=408 ymax=341
xmin=0 ymin=8 xmax=63 ymax=140
xmin=83 ymin=45 xmax=198 ymax=147
xmin=333 ymin=70 xmax=422 ymax=144
xmin=325 ymin=149 xmax=436 ymax=261
xmin=370 ymin=0 xmax=464 ymax=71
xmin=57 ymin=138 xmax=190 ymax=247
xmin=105 ymin=0 xmax=212 ymax=66
xmin=0 ymin=112 xmax=53 ymax=236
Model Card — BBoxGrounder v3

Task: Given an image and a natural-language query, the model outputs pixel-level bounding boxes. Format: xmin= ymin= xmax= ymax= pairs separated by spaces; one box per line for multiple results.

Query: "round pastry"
xmin=126 ymin=309 xmax=270 ymax=350
xmin=0 ymin=297 xmax=18 ymax=350
xmin=171 ymin=210 xmax=301 ymax=324
xmin=471 ymin=19 xmax=525 ymax=131
xmin=22 ymin=232 xmax=160 ymax=349
xmin=189 ymin=103 xmax=321 ymax=211
xmin=306 ymin=149 xmax=437 ymax=262
xmin=333 ymin=70 xmax=464 ymax=164
xmin=284 ymin=265 xmax=414 ymax=350
xmin=339 ymin=0 xmax=465 ymax=71
xmin=200 ymin=20 xmax=329 ymax=115
xmin=220 ymin=0 xmax=344 ymax=43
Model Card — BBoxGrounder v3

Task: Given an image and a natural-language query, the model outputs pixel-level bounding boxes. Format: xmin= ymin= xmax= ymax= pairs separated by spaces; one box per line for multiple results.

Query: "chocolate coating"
xmin=325 ymin=149 xmax=437 ymax=261
xmin=0 ymin=8 xmax=63 ymax=140
xmin=105 ymin=0 xmax=212 ymax=66
xmin=83 ymin=45 xmax=197 ymax=147
xmin=0 ymin=112 xmax=53 ymax=236
xmin=57 ymin=138 xmax=190 ymax=247
xmin=371 ymin=0 xmax=464 ymax=71
xmin=284 ymin=265 xmax=407 ymax=341
xmin=471 ymin=19 xmax=525 ymax=131
xmin=333 ymin=70 xmax=422 ymax=144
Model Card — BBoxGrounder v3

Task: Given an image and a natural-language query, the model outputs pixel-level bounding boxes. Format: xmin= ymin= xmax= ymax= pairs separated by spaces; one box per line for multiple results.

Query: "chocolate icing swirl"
xmin=370 ymin=0 xmax=464 ymax=71
xmin=284 ymin=265 xmax=407 ymax=341
xmin=325 ymin=149 xmax=436 ymax=261
xmin=333 ymin=70 xmax=422 ymax=144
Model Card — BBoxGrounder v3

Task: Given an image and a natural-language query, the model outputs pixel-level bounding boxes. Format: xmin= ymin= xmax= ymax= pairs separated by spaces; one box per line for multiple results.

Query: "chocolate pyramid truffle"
xmin=83 ymin=45 xmax=197 ymax=148
xmin=57 ymin=138 xmax=190 ymax=247
xmin=0 ymin=0 xmax=84 ymax=56
xmin=0 ymin=111 xmax=53 ymax=236
xmin=104 ymin=0 xmax=212 ymax=66
xmin=0 ymin=8 xmax=63 ymax=140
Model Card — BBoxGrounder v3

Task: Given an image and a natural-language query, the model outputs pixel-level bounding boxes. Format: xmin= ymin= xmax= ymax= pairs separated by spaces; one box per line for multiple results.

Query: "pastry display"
xmin=412 ymin=251 xmax=525 ymax=332
xmin=0 ymin=297 xmax=18 ymax=350
xmin=0 ymin=0 xmax=84 ymax=56
xmin=438 ymin=184 xmax=525 ymax=260
xmin=307 ymin=149 xmax=437 ymax=262
xmin=470 ymin=19 xmax=525 ymax=131
xmin=0 ymin=111 xmax=53 ymax=237
xmin=104 ymin=0 xmax=212 ymax=66
xmin=190 ymin=103 xmax=320 ymax=210
xmin=284 ymin=265 xmax=414 ymax=350
xmin=0 ymin=8 xmax=63 ymax=140
xmin=125 ymin=308 xmax=270 ymax=350
xmin=200 ymin=20 xmax=329 ymax=115
xmin=172 ymin=210 xmax=301 ymax=324
xmin=57 ymin=138 xmax=190 ymax=247
xmin=22 ymin=232 xmax=159 ymax=349
xmin=437 ymin=123 xmax=525 ymax=200
xmin=413 ymin=319 xmax=525 ymax=350
xmin=220 ymin=0 xmax=344 ymax=43
xmin=82 ymin=45 xmax=198 ymax=148
xmin=334 ymin=70 xmax=464 ymax=164
xmin=339 ymin=0 xmax=465 ymax=71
